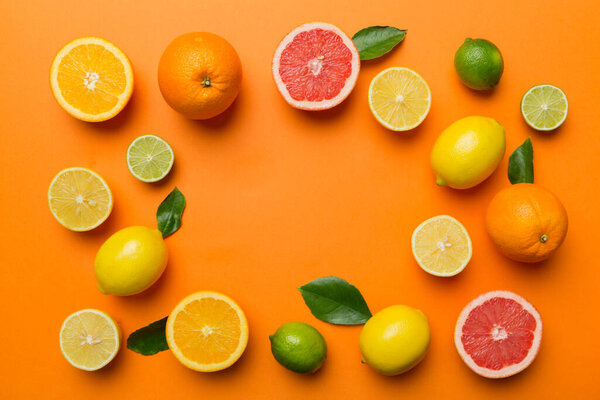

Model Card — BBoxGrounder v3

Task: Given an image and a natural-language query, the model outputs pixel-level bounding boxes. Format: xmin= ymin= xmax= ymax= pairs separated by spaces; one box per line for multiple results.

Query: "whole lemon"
xmin=431 ymin=116 xmax=505 ymax=189
xmin=359 ymin=305 xmax=430 ymax=376
xmin=94 ymin=226 xmax=168 ymax=296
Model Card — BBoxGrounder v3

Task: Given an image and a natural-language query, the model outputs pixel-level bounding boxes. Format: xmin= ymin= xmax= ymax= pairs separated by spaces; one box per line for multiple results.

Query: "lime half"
xmin=521 ymin=84 xmax=568 ymax=131
xmin=127 ymin=135 xmax=174 ymax=182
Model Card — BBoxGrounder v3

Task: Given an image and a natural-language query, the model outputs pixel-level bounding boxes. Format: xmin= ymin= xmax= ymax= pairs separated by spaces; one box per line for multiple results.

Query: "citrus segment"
xmin=48 ymin=167 xmax=113 ymax=231
xmin=166 ymin=292 xmax=249 ymax=372
xmin=59 ymin=309 xmax=120 ymax=371
xmin=521 ymin=84 xmax=568 ymax=131
xmin=273 ymin=22 xmax=359 ymax=110
xmin=455 ymin=291 xmax=542 ymax=378
xmin=369 ymin=67 xmax=431 ymax=131
xmin=50 ymin=37 xmax=133 ymax=122
xmin=127 ymin=135 xmax=174 ymax=182
xmin=411 ymin=215 xmax=472 ymax=276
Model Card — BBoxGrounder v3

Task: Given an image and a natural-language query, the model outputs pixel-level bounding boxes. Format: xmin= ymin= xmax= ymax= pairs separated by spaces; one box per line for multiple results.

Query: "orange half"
xmin=50 ymin=37 xmax=133 ymax=122
xmin=166 ymin=291 xmax=249 ymax=372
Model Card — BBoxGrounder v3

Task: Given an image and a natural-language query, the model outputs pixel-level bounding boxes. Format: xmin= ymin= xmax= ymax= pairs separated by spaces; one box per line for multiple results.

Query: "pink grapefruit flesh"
xmin=272 ymin=22 xmax=360 ymax=110
xmin=455 ymin=290 xmax=542 ymax=379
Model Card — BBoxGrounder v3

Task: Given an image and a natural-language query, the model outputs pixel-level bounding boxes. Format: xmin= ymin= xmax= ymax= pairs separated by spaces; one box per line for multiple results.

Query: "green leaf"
xmin=508 ymin=138 xmax=534 ymax=184
xmin=156 ymin=187 xmax=185 ymax=238
xmin=298 ymin=276 xmax=372 ymax=325
xmin=352 ymin=26 xmax=406 ymax=61
xmin=126 ymin=317 xmax=169 ymax=355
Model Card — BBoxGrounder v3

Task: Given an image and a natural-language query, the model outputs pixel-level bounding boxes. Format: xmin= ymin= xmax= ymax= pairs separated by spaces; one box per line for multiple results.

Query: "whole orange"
xmin=485 ymin=183 xmax=568 ymax=263
xmin=158 ymin=32 xmax=242 ymax=120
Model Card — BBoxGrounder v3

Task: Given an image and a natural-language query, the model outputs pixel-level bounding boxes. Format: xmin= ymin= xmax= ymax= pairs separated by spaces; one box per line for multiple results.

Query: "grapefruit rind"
xmin=166 ymin=291 xmax=249 ymax=372
xmin=272 ymin=22 xmax=360 ymax=111
xmin=454 ymin=290 xmax=542 ymax=379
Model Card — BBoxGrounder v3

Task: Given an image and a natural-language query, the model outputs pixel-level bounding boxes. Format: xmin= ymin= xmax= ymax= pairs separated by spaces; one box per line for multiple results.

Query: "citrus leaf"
xmin=298 ymin=276 xmax=372 ymax=325
xmin=127 ymin=317 xmax=169 ymax=355
xmin=508 ymin=138 xmax=534 ymax=184
xmin=156 ymin=187 xmax=185 ymax=238
xmin=352 ymin=26 xmax=406 ymax=60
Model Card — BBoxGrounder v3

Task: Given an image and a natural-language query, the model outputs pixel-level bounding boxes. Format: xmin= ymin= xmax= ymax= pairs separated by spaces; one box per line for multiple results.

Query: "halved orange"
xmin=50 ymin=37 xmax=133 ymax=122
xmin=166 ymin=291 xmax=249 ymax=372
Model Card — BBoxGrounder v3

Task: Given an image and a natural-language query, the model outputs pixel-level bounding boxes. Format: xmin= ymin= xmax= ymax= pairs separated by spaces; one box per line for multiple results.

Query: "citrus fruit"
xmin=50 ymin=37 xmax=134 ymax=122
xmin=272 ymin=22 xmax=360 ymax=110
xmin=485 ymin=183 xmax=568 ymax=263
xmin=454 ymin=38 xmax=504 ymax=90
xmin=48 ymin=167 xmax=113 ymax=231
xmin=166 ymin=291 xmax=249 ymax=372
xmin=94 ymin=226 xmax=168 ymax=295
xmin=359 ymin=305 xmax=430 ymax=375
xmin=59 ymin=309 xmax=120 ymax=371
xmin=269 ymin=322 xmax=327 ymax=373
xmin=521 ymin=84 xmax=568 ymax=131
xmin=368 ymin=67 xmax=431 ymax=131
xmin=431 ymin=116 xmax=506 ymax=189
xmin=412 ymin=215 xmax=472 ymax=277
xmin=455 ymin=290 xmax=542 ymax=378
xmin=126 ymin=135 xmax=174 ymax=182
xmin=158 ymin=32 xmax=242 ymax=120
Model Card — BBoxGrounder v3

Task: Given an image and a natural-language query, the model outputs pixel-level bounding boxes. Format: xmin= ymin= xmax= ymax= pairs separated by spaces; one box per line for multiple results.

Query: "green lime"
xmin=126 ymin=135 xmax=174 ymax=182
xmin=454 ymin=38 xmax=504 ymax=90
xmin=521 ymin=84 xmax=568 ymax=131
xmin=269 ymin=322 xmax=327 ymax=373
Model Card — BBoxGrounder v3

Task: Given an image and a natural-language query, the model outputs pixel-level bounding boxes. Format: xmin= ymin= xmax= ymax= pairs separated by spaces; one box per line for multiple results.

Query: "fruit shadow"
xmin=181 ymin=92 xmax=241 ymax=135
xmin=361 ymin=349 xmax=430 ymax=383
xmin=113 ymin=261 xmax=173 ymax=306
xmin=520 ymin=116 xmax=567 ymax=140
xmin=295 ymin=89 xmax=356 ymax=124
xmin=373 ymin=109 xmax=433 ymax=145
xmin=77 ymin=90 xmax=138 ymax=134
xmin=177 ymin=332 xmax=255 ymax=383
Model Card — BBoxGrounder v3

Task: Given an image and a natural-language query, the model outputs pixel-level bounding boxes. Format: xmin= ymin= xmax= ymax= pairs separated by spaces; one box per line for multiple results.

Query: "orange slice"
xmin=166 ymin=291 xmax=249 ymax=372
xmin=50 ymin=37 xmax=133 ymax=122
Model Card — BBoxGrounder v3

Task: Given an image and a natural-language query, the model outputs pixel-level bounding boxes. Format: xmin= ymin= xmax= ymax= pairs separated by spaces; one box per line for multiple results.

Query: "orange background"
xmin=1 ymin=0 xmax=599 ymax=398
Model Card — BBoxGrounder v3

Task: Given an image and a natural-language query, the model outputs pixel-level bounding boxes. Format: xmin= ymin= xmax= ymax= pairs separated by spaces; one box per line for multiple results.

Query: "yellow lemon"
xmin=359 ymin=305 xmax=430 ymax=375
xmin=60 ymin=309 xmax=120 ymax=371
xmin=94 ymin=226 xmax=168 ymax=296
xmin=430 ymin=116 xmax=505 ymax=189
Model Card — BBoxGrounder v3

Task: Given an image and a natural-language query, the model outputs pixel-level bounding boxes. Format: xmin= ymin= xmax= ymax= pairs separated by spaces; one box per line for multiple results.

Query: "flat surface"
xmin=1 ymin=0 xmax=599 ymax=398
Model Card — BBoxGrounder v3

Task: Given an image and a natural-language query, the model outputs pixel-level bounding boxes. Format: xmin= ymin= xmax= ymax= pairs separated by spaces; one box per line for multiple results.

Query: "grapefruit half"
xmin=272 ymin=22 xmax=360 ymax=110
xmin=455 ymin=290 xmax=542 ymax=379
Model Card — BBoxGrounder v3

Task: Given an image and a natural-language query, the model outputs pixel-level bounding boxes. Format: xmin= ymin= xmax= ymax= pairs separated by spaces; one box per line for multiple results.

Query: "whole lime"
xmin=454 ymin=38 xmax=504 ymax=90
xmin=94 ymin=226 xmax=168 ymax=296
xmin=430 ymin=116 xmax=505 ymax=189
xmin=269 ymin=322 xmax=327 ymax=373
xmin=359 ymin=305 xmax=430 ymax=376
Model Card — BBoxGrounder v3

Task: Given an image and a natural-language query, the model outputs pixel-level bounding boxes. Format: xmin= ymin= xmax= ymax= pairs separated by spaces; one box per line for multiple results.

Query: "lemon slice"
xmin=50 ymin=37 xmax=134 ymax=122
xmin=60 ymin=309 xmax=121 ymax=371
xmin=411 ymin=215 xmax=472 ymax=277
xmin=166 ymin=291 xmax=249 ymax=372
xmin=126 ymin=135 xmax=174 ymax=182
xmin=369 ymin=67 xmax=431 ymax=131
xmin=521 ymin=84 xmax=568 ymax=131
xmin=48 ymin=167 xmax=113 ymax=231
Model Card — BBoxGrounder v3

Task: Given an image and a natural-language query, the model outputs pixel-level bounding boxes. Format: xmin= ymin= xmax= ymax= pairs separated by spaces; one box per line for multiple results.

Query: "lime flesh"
xmin=127 ymin=135 xmax=174 ymax=182
xmin=521 ymin=84 xmax=568 ymax=131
